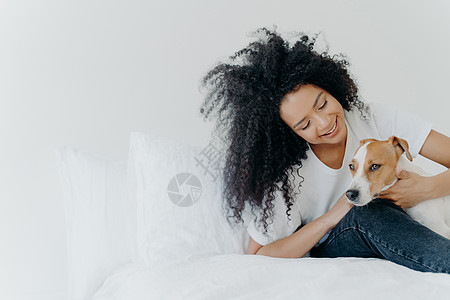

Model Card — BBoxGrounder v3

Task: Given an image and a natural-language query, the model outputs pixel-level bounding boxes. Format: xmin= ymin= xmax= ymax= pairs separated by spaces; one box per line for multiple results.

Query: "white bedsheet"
xmin=94 ymin=254 xmax=450 ymax=300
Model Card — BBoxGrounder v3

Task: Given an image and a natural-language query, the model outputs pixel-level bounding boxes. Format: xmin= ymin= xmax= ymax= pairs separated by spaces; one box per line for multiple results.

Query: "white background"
xmin=1 ymin=0 xmax=450 ymax=299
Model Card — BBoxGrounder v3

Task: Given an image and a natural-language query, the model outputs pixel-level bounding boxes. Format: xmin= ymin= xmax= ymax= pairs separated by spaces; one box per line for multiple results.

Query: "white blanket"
xmin=94 ymin=254 xmax=450 ymax=300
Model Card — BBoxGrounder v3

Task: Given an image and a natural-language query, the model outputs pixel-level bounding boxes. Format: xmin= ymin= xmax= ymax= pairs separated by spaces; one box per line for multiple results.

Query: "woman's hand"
xmin=378 ymin=166 xmax=431 ymax=209
xmin=326 ymin=193 xmax=353 ymax=228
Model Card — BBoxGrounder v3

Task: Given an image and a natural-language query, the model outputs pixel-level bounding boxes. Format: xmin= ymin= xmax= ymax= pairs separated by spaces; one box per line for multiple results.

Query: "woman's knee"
xmin=344 ymin=198 xmax=405 ymax=228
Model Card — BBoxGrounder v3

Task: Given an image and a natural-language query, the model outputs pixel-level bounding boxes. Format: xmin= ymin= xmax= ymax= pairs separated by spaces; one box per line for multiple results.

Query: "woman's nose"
xmin=315 ymin=116 xmax=329 ymax=132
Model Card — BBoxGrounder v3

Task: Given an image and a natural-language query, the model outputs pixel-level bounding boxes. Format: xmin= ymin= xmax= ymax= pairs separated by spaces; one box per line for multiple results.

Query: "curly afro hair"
xmin=200 ymin=27 xmax=365 ymax=237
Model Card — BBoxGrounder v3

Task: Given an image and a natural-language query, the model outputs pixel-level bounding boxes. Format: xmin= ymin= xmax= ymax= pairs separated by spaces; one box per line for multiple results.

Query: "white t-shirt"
xmin=242 ymin=102 xmax=433 ymax=246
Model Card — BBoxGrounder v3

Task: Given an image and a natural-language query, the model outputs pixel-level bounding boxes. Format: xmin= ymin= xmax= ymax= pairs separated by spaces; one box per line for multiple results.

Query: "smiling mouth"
xmin=322 ymin=120 xmax=337 ymax=136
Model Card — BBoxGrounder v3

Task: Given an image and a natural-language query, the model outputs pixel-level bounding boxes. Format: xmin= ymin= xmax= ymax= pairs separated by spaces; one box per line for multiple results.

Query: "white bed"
xmin=94 ymin=255 xmax=450 ymax=300
xmin=55 ymin=132 xmax=450 ymax=300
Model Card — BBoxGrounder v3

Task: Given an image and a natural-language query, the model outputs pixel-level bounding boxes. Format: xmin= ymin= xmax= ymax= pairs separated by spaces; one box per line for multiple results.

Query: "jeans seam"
xmin=324 ymin=226 xmax=443 ymax=273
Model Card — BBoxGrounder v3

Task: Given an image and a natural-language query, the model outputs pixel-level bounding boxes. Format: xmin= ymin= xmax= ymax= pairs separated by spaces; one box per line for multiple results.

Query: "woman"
xmin=200 ymin=27 xmax=450 ymax=273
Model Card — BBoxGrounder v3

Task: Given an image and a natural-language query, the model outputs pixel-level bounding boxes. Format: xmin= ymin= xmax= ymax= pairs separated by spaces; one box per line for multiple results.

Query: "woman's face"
xmin=279 ymin=84 xmax=347 ymax=148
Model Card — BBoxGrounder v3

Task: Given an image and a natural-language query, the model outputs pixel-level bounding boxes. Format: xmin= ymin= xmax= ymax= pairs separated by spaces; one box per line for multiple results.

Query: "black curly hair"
xmin=200 ymin=27 xmax=365 ymax=237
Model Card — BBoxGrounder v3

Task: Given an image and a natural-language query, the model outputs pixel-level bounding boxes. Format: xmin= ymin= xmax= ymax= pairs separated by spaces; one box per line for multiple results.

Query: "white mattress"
xmin=94 ymin=254 xmax=450 ymax=300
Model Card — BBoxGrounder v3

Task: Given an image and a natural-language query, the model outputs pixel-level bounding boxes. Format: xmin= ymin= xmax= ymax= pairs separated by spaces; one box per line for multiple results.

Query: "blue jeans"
xmin=310 ymin=198 xmax=450 ymax=274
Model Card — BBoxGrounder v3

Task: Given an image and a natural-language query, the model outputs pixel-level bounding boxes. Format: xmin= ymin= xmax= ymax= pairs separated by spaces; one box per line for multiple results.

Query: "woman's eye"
xmin=349 ymin=164 xmax=354 ymax=171
xmin=302 ymin=121 xmax=310 ymax=130
xmin=369 ymin=164 xmax=381 ymax=171
xmin=318 ymin=100 xmax=327 ymax=110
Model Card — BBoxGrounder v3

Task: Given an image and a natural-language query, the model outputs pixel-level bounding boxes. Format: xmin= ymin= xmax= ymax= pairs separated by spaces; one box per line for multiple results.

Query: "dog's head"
xmin=346 ymin=136 xmax=412 ymax=206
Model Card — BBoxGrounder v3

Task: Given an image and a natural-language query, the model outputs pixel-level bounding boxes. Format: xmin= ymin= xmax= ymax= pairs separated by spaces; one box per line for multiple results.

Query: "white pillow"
xmin=55 ymin=147 xmax=136 ymax=300
xmin=129 ymin=132 xmax=249 ymax=268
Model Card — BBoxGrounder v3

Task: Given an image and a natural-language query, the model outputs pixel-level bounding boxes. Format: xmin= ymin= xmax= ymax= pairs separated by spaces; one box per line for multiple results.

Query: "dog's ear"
xmin=389 ymin=136 xmax=413 ymax=161
xmin=359 ymin=138 xmax=378 ymax=147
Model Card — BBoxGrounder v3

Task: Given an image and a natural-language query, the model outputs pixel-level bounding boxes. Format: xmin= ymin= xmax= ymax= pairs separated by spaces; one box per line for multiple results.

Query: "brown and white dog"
xmin=346 ymin=136 xmax=450 ymax=239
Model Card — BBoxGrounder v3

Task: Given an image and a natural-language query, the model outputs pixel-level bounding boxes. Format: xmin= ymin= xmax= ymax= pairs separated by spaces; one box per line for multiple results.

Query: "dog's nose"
xmin=346 ymin=189 xmax=360 ymax=202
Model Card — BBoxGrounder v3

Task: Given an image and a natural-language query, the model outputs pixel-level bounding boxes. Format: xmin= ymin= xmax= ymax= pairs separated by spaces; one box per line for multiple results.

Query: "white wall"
xmin=1 ymin=0 xmax=449 ymax=298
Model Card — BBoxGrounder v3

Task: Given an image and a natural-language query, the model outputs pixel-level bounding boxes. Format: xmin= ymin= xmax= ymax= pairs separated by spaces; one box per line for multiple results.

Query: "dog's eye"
xmin=348 ymin=163 xmax=354 ymax=171
xmin=369 ymin=164 xmax=380 ymax=171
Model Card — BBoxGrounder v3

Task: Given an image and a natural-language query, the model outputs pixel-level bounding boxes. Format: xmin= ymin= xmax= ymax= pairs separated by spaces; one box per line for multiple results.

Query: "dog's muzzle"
xmin=346 ymin=189 xmax=360 ymax=203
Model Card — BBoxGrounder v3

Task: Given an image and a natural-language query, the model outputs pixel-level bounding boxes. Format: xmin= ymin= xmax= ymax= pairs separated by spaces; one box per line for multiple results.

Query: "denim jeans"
xmin=310 ymin=198 xmax=450 ymax=274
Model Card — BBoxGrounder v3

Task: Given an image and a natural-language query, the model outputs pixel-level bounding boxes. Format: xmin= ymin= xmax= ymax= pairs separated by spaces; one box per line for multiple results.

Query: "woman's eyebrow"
xmin=293 ymin=92 xmax=323 ymax=128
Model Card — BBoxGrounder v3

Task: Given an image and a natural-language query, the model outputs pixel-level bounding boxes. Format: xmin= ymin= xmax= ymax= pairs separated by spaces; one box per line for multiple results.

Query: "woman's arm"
xmin=420 ymin=129 xmax=450 ymax=168
xmin=247 ymin=194 xmax=353 ymax=258
xmin=418 ymin=129 xmax=450 ymax=198
xmin=379 ymin=129 xmax=450 ymax=208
